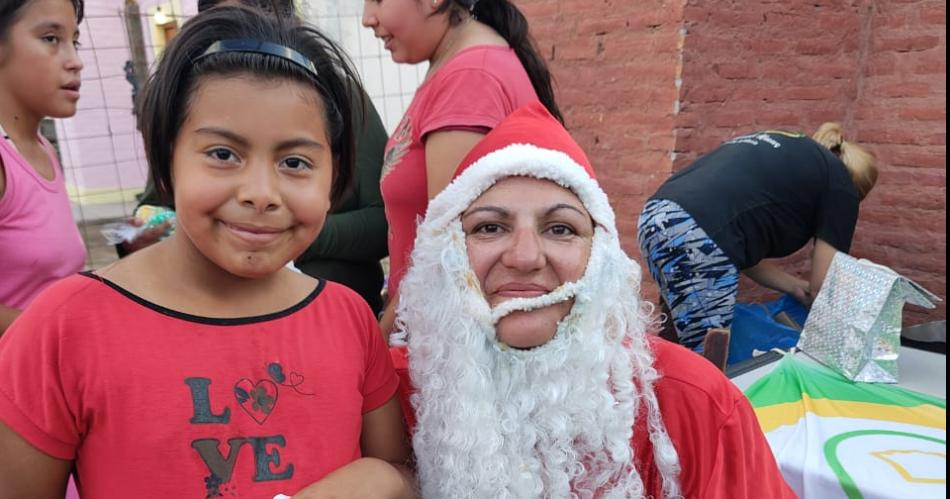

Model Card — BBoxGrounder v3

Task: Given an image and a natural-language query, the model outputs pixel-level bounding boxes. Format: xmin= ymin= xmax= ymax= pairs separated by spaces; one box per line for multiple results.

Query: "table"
xmin=731 ymin=347 xmax=946 ymax=499
xmin=730 ymin=346 xmax=946 ymax=398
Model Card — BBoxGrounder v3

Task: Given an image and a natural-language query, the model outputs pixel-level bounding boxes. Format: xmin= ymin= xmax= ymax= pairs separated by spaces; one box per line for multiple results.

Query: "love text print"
xmin=184 ymin=362 xmax=314 ymax=498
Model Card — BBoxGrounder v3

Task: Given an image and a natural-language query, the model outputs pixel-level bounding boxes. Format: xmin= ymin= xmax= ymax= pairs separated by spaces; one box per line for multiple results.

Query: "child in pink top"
xmin=0 ymin=137 xmax=86 ymax=312
xmin=0 ymin=0 xmax=87 ymax=335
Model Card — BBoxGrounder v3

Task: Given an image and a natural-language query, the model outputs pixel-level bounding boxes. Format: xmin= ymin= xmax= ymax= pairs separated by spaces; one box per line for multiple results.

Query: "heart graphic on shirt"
xmin=234 ymin=379 xmax=278 ymax=425
xmin=290 ymin=372 xmax=305 ymax=386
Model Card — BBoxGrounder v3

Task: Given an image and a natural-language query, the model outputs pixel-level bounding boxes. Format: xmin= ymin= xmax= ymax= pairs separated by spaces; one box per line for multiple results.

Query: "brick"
xmin=920 ymin=6 xmax=947 ymax=25
xmin=877 ymin=189 xmax=947 ymax=210
xmin=885 ymin=148 xmax=948 ymax=169
xmin=713 ymin=62 xmax=758 ymax=79
xmin=795 ymin=36 xmax=848 ymax=56
xmin=870 ymin=82 xmax=936 ymax=98
xmin=555 ymin=37 xmax=600 ymax=61
xmin=576 ymin=17 xmax=629 ymax=36
xmin=518 ymin=0 xmax=560 ymax=19
xmin=874 ymin=35 xmax=942 ymax=52
xmin=876 ymin=168 xmax=947 ymax=188
xmin=784 ymin=85 xmax=845 ymax=101
xmin=858 ymin=127 xmax=946 ymax=146
xmin=912 ymin=58 xmax=947 ymax=75
xmin=866 ymin=52 xmax=898 ymax=76
xmin=897 ymin=106 xmax=946 ymax=122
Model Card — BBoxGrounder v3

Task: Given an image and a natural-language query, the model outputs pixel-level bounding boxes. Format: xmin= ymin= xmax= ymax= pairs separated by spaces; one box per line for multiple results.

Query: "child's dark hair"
xmin=137 ymin=6 xmax=360 ymax=207
xmin=0 ymin=0 xmax=84 ymax=40
xmin=197 ymin=0 xmax=294 ymax=16
xmin=435 ymin=0 xmax=562 ymax=123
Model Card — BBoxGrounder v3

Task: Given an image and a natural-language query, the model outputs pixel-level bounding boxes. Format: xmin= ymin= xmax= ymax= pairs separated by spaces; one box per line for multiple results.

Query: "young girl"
xmin=0 ymin=0 xmax=86 ymax=336
xmin=361 ymin=0 xmax=561 ymax=337
xmin=0 ymin=6 xmax=414 ymax=499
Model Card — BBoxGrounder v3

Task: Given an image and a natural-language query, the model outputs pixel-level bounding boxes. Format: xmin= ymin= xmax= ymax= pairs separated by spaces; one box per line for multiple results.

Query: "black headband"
xmin=195 ymin=39 xmax=319 ymax=80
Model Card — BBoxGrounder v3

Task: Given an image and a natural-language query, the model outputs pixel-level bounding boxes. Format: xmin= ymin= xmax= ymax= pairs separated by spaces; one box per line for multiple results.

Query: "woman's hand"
xmin=808 ymin=238 xmax=839 ymax=298
xmin=789 ymin=278 xmax=813 ymax=306
xmin=742 ymin=261 xmax=812 ymax=305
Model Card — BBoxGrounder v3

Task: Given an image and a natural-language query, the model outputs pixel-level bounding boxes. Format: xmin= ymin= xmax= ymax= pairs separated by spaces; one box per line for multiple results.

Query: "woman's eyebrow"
xmin=461 ymin=206 xmax=509 ymax=220
xmin=544 ymin=203 xmax=587 ymax=217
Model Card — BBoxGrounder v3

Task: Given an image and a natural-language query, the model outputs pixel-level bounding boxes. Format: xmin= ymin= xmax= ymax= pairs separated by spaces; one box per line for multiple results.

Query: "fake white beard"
xmin=399 ymin=222 xmax=683 ymax=499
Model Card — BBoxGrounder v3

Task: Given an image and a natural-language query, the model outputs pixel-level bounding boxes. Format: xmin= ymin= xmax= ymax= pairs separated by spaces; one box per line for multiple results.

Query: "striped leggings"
xmin=637 ymin=199 xmax=739 ymax=351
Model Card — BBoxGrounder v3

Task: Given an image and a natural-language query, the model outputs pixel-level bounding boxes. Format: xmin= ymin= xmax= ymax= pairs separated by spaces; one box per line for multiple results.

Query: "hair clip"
xmin=195 ymin=39 xmax=319 ymax=80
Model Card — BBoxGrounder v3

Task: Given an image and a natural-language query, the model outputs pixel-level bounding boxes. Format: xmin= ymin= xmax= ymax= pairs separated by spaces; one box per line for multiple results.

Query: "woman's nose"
xmin=501 ymin=228 xmax=546 ymax=271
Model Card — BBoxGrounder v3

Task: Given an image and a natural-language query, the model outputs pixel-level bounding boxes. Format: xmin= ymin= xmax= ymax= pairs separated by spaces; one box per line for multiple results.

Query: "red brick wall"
xmin=673 ymin=0 xmax=946 ymax=323
xmin=521 ymin=0 xmax=946 ymax=324
xmin=518 ymin=0 xmax=685 ymax=303
xmin=852 ymin=0 xmax=946 ymax=324
xmin=516 ymin=1 xmax=684 ymax=247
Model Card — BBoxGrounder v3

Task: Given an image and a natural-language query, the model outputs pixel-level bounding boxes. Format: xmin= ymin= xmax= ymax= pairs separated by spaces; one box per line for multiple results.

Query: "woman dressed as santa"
xmin=392 ymin=102 xmax=795 ymax=499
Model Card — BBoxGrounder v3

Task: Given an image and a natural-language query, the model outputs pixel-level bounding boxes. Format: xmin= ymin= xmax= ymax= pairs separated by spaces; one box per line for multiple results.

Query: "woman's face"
xmin=361 ymin=0 xmax=448 ymax=64
xmin=462 ymin=176 xmax=594 ymax=349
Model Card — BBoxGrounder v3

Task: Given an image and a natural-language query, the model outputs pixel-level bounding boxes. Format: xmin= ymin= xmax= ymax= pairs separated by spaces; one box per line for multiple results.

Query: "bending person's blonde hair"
xmin=813 ymin=122 xmax=878 ymax=200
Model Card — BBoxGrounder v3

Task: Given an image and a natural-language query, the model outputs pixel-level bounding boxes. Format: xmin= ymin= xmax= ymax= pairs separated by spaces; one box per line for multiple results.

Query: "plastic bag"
xmin=100 ymin=205 xmax=176 ymax=245
xmin=798 ymin=253 xmax=940 ymax=383
xmin=728 ymin=294 xmax=809 ymax=365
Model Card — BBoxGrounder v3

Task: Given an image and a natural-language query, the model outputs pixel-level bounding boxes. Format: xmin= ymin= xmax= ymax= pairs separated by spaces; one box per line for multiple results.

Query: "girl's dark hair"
xmin=137 ymin=5 xmax=361 ymax=207
xmin=436 ymin=0 xmax=562 ymax=123
xmin=0 ymin=0 xmax=84 ymax=40
xmin=197 ymin=0 xmax=294 ymax=16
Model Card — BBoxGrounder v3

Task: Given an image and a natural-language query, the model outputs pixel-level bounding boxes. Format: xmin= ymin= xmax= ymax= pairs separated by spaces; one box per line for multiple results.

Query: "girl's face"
xmin=171 ymin=75 xmax=334 ymax=279
xmin=0 ymin=0 xmax=83 ymax=119
xmin=462 ymin=176 xmax=594 ymax=349
xmin=362 ymin=0 xmax=448 ymax=64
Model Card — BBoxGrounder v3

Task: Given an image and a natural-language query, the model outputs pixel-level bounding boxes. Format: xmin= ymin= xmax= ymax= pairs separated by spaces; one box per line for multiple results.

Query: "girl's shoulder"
xmin=1 ymin=274 xmax=117 ymax=346
xmin=22 ymin=273 xmax=112 ymax=315
xmin=440 ymin=45 xmax=520 ymax=76
xmin=311 ymin=279 xmax=378 ymax=321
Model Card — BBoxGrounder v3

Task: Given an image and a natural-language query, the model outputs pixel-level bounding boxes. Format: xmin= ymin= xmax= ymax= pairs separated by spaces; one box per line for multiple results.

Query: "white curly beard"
xmin=398 ymin=221 xmax=683 ymax=499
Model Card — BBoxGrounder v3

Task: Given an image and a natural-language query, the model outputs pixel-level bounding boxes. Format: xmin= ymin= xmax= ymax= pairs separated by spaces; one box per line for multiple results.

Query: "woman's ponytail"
xmin=440 ymin=0 xmax=562 ymax=123
xmin=813 ymin=122 xmax=878 ymax=201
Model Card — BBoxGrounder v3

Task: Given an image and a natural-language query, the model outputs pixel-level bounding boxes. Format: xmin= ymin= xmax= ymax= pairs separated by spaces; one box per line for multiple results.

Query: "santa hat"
xmin=422 ymin=102 xmax=617 ymax=238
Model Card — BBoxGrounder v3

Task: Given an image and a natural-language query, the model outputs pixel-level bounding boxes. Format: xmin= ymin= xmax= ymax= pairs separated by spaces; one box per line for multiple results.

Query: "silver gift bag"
xmin=798 ymin=252 xmax=941 ymax=383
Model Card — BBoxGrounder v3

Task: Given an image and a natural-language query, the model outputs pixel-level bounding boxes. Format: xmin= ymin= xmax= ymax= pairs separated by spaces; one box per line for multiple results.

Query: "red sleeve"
xmin=646 ymin=338 xmax=795 ymax=498
xmin=0 ymin=282 xmax=84 ymax=460
xmin=359 ymin=305 xmax=399 ymax=414
xmin=698 ymin=397 xmax=797 ymax=499
xmin=418 ymin=68 xmax=516 ymax=138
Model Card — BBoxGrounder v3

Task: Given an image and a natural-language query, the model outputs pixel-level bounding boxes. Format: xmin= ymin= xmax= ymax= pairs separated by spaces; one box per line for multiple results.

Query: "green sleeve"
xmin=115 ymin=177 xmax=172 ymax=258
xmin=297 ymin=91 xmax=389 ymax=263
